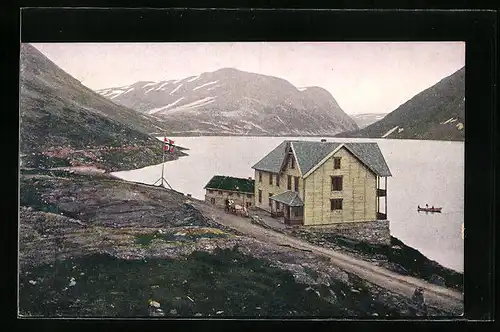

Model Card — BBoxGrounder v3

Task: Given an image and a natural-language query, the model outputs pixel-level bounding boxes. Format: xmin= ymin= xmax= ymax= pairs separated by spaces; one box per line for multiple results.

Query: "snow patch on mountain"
xmin=167 ymin=96 xmax=216 ymax=113
xmin=156 ymin=81 xmax=171 ymax=91
xmin=147 ymin=97 xmax=186 ymax=114
xmin=382 ymin=126 xmax=399 ymax=138
xmin=145 ymin=85 xmax=159 ymax=94
xmin=441 ymin=117 xmax=458 ymax=125
xmin=142 ymin=82 xmax=157 ymax=88
xmin=275 ymin=116 xmax=286 ymax=125
xmin=170 ymin=84 xmax=183 ymax=95
xmin=240 ymin=120 xmax=268 ymax=132
xmin=192 ymin=81 xmax=219 ymax=91
xmin=187 ymin=75 xmax=201 ymax=82
xmin=206 ymin=85 xmax=221 ymax=91
xmin=106 ymin=88 xmax=132 ymax=99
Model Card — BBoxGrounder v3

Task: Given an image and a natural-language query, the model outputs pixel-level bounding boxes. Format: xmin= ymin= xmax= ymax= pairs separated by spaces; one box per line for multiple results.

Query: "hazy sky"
xmin=31 ymin=42 xmax=464 ymax=115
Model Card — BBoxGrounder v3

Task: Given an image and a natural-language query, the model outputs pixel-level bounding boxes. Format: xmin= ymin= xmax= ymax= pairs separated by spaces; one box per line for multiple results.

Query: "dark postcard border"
xmin=14 ymin=7 xmax=497 ymax=328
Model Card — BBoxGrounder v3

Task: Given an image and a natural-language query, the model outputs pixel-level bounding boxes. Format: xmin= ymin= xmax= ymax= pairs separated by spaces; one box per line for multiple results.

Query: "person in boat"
xmin=426 ymin=204 xmax=429 ymax=209
xmin=418 ymin=205 xmax=420 ymax=209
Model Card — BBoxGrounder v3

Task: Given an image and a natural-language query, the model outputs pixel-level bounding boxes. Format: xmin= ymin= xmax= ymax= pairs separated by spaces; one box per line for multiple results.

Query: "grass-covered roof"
xmin=204 ymin=175 xmax=255 ymax=194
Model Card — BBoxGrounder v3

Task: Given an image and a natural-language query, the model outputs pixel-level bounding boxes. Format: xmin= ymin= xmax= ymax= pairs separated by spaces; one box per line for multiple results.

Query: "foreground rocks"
xmin=283 ymin=227 xmax=464 ymax=293
xmin=18 ymin=170 xmax=452 ymax=317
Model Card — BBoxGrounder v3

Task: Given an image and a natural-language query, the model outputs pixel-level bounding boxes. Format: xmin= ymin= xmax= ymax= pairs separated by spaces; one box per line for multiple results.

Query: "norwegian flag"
xmin=164 ymin=138 xmax=175 ymax=153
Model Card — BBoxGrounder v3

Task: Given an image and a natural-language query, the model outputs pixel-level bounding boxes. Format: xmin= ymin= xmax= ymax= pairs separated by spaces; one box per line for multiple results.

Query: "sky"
xmin=31 ymin=42 xmax=465 ymax=115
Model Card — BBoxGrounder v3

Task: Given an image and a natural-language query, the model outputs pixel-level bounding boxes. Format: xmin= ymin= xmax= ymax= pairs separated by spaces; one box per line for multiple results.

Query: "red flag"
xmin=164 ymin=138 xmax=175 ymax=153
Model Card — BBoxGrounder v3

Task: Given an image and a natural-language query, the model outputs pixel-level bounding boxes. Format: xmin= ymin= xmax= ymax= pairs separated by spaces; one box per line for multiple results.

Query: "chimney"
xmin=248 ymin=177 xmax=252 ymax=180
xmin=186 ymin=194 xmax=192 ymax=198
xmin=321 ymin=139 xmax=327 ymax=142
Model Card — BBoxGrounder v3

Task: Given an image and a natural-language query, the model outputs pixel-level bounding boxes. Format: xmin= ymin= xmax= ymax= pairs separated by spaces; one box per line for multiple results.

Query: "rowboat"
xmin=417 ymin=206 xmax=442 ymax=213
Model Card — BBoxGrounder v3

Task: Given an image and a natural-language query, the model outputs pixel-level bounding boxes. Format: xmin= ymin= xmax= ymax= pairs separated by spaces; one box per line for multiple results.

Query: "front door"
xmin=284 ymin=205 xmax=290 ymax=223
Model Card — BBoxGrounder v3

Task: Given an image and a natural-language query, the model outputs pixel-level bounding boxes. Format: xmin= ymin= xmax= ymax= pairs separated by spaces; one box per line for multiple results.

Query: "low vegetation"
xmin=19 ymin=248 xmax=424 ymax=318
xmin=289 ymin=229 xmax=463 ymax=292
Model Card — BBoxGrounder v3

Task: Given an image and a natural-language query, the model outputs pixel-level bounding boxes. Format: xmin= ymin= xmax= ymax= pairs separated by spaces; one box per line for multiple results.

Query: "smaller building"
xmin=204 ymin=175 xmax=255 ymax=209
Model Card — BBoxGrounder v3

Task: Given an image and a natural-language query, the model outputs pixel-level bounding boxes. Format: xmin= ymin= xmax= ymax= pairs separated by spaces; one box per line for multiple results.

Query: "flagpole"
xmin=153 ymin=132 xmax=172 ymax=190
xmin=160 ymin=132 xmax=166 ymax=187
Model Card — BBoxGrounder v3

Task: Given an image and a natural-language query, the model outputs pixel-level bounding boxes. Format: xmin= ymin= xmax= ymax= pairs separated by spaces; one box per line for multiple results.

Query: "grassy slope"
xmin=338 ymin=67 xmax=465 ymax=141
xmin=289 ymin=228 xmax=463 ymax=292
xmin=20 ymin=43 xmax=177 ymax=171
xmin=19 ymin=170 xmax=431 ymax=318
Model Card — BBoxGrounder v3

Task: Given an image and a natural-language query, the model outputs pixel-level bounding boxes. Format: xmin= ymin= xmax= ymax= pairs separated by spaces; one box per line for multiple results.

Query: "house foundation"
xmin=306 ymin=220 xmax=391 ymax=246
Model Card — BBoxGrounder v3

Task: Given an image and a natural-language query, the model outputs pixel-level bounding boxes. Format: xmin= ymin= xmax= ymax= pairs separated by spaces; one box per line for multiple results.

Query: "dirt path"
xmin=191 ymin=201 xmax=464 ymax=315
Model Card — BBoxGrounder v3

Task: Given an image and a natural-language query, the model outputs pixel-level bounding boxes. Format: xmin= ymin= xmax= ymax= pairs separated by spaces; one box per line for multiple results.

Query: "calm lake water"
xmin=113 ymin=136 xmax=464 ymax=273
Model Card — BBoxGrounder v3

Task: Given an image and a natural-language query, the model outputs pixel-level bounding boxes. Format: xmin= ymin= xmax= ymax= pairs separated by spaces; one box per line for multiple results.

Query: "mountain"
xmin=337 ymin=67 xmax=465 ymax=141
xmin=20 ymin=44 xmax=183 ymax=171
xmin=96 ymin=68 xmax=359 ymax=136
xmin=350 ymin=113 xmax=388 ymax=129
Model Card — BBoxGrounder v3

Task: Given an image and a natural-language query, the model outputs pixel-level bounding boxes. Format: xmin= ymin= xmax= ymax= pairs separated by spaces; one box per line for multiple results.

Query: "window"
xmin=218 ymin=191 xmax=223 ymax=195
xmin=208 ymin=190 xmax=214 ymax=194
xmin=269 ymin=193 xmax=273 ymax=207
xmin=330 ymin=199 xmax=343 ymax=210
xmin=236 ymin=193 xmax=240 ymax=197
xmin=276 ymin=174 xmax=280 ymax=187
xmin=291 ymin=157 xmax=295 ymax=169
xmin=331 ymin=176 xmax=343 ymax=191
xmin=210 ymin=198 xmax=215 ymax=205
xmin=247 ymin=194 xmax=252 ymax=198
xmin=258 ymin=190 xmax=262 ymax=203
xmin=269 ymin=173 xmax=273 ymax=185
xmin=259 ymin=172 xmax=262 ymax=182
xmin=334 ymin=157 xmax=341 ymax=169
xmin=293 ymin=206 xmax=303 ymax=217
xmin=294 ymin=176 xmax=299 ymax=192
xmin=287 ymin=175 xmax=292 ymax=190
xmin=228 ymin=192 xmax=233 ymax=196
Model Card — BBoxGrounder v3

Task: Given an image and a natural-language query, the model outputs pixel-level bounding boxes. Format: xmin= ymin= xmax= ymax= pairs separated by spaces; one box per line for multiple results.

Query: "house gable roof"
xmin=204 ymin=175 xmax=255 ymax=193
xmin=251 ymin=141 xmax=288 ymax=173
xmin=291 ymin=141 xmax=342 ymax=176
xmin=343 ymin=143 xmax=392 ymax=177
xmin=252 ymin=140 xmax=392 ymax=178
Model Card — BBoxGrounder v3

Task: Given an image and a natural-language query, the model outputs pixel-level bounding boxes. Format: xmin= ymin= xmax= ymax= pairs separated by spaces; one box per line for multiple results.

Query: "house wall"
xmin=254 ymin=151 xmax=304 ymax=213
xmin=205 ymin=189 xmax=254 ymax=209
xmin=303 ymin=146 xmax=377 ymax=225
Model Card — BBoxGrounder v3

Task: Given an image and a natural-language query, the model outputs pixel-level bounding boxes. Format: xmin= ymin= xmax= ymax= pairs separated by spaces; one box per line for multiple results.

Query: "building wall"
xmin=303 ymin=146 xmax=377 ymax=225
xmin=205 ymin=189 xmax=254 ymax=209
xmin=306 ymin=220 xmax=391 ymax=246
xmin=254 ymin=151 xmax=304 ymax=212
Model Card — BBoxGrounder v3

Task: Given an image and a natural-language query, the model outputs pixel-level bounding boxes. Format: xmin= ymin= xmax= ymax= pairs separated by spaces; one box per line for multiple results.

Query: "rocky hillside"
xmin=96 ymin=68 xmax=359 ymax=136
xmin=350 ymin=113 xmax=388 ymax=129
xmin=338 ymin=67 xmax=465 ymax=141
xmin=19 ymin=169 xmax=446 ymax=317
xmin=20 ymin=44 xmax=180 ymax=171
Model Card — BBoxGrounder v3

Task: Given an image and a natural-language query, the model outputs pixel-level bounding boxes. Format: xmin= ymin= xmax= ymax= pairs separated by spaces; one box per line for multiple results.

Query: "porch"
xmin=269 ymin=190 xmax=304 ymax=226
xmin=376 ymin=176 xmax=388 ymax=220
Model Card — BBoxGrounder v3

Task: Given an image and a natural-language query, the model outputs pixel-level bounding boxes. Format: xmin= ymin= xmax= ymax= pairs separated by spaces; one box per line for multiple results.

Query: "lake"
xmin=112 ymin=136 xmax=464 ymax=273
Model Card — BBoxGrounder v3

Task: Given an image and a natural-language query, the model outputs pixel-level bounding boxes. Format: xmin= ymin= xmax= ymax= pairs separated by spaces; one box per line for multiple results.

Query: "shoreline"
xmin=150 ymin=133 xmax=465 ymax=143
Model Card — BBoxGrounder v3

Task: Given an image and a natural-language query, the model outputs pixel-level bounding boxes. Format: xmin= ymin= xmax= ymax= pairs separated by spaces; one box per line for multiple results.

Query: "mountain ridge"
xmin=337 ymin=67 xmax=465 ymax=141
xmin=96 ymin=68 xmax=359 ymax=136
xmin=20 ymin=43 xmax=183 ymax=171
